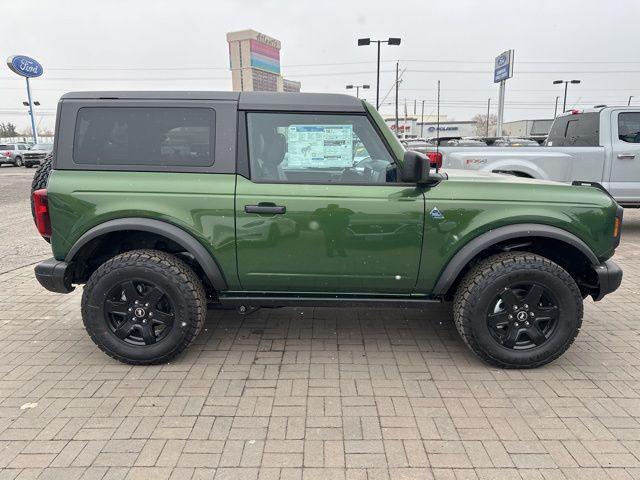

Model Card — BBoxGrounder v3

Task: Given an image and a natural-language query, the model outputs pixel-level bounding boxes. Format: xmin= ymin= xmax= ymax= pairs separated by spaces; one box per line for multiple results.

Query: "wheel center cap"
xmin=516 ymin=311 xmax=528 ymax=322
xmin=134 ymin=307 xmax=146 ymax=318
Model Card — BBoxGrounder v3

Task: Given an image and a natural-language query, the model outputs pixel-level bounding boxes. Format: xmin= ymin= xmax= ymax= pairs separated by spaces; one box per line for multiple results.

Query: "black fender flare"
xmin=432 ymin=223 xmax=599 ymax=295
xmin=65 ymin=217 xmax=228 ymax=291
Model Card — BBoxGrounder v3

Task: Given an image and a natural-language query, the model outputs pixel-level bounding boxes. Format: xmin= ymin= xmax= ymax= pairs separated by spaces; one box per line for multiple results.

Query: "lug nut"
xmin=514 ymin=322 xmax=519 ymax=327
xmin=525 ymin=321 xmax=530 ymax=326
xmin=145 ymin=303 xmax=149 ymax=308
xmin=508 ymin=315 xmax=513 ymax=319
xmin=142 ymin=319 xmax=146 ymax=323
xmin=134 ymin=300 xmax=139 ymax=305
xmin=524 ymin=304 xmax=529 ymax=309
xmin=513 ymin=305 xmax=518 ymax=310
xmin=530 ymin=312 xmax=535 ymax=317
xmin=148 ymin=312 xmax=153 ymax=317
xmin=128 ymin=307 xmax=132 ymax=312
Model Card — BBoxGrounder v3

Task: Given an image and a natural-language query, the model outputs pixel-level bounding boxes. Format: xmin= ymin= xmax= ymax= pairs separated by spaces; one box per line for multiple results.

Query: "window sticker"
xmin=285 ymin=125 xmax=353 ymax=168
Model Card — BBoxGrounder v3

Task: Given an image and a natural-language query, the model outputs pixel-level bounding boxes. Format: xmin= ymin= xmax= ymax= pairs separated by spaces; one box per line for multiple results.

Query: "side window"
xmin=246 ymin=113 xmax=394 ymax=184
xmin=18 ymin=145 xmax=27 ymax=150
xmin=5 ymin=145 xmax=16 ymax=151
xmin=73 ymin=107 xmax=215 ymax=167
xmin=618 ymin=112 xmax=640 ymax=143
xmin=546 ymin=113 xmax=599 ymax=147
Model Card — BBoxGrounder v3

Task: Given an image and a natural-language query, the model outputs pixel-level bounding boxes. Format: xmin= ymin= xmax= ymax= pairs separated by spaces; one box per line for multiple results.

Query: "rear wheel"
xmin=82 ymin=249 xmax=206 ymax=365
xmin=15 ymin=156 xmax=23 ymax=167
xmin=453 ymin=252 xmax=582 ymax=368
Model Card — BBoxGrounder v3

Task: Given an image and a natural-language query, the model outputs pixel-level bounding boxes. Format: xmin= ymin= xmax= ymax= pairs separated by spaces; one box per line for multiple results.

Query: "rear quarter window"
xmin=73 ymin=107 xmax=215 ymax=167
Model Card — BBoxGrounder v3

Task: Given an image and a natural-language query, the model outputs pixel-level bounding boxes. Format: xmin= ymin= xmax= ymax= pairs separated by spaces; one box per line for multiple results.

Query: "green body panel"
xmin=234 ymin=176 xmax=425 ymax=294
xmin=416 ymin=170 xmax=618 ymax=293
xmin=46 ymin=170 xmax=240 ymax=289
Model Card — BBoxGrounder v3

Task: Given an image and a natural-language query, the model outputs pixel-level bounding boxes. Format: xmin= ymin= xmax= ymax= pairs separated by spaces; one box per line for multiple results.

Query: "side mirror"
xmin=401 ymin=150 xmax=431 ymax=184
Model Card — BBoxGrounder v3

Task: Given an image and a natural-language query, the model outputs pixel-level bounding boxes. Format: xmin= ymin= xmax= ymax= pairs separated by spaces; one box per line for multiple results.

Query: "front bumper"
xmin=593 ymin=259 xmax=623 ymax=301
xmin=34 ymin=258 xmax=75 ymax=293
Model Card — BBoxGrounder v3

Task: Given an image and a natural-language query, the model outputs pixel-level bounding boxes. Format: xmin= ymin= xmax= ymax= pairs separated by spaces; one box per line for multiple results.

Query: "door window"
xmin=618 ymin=112 xmax=640 ymax=143
xmin=246 ymin=113 xmax=395 ymax=184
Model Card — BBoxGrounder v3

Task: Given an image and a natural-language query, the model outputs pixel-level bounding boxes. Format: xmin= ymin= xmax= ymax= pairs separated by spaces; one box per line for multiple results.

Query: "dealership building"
xmin=384 ymin=115 xmax=476 ymax=139
xmin=501 ymin=118 xmax=554 ymax=137
xmin=226 ymin=29 xmax=301 ymax=92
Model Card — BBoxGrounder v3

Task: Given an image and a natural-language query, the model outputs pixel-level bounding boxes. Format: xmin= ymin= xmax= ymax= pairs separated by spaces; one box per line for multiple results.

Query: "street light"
xmin=554 ymin=96 xmax=560 ymax=118
xmin=357 ymin=37 xmax=401 ymax=109
xmin=346 ymin=84 xmax=370 ymax=98
xmin=553 ymin=79 xmax=581 ymax=113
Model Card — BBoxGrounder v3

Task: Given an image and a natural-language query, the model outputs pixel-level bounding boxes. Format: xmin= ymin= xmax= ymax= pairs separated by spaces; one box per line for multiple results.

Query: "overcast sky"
xmin=2 ymin=0 xmax=640 ymax=132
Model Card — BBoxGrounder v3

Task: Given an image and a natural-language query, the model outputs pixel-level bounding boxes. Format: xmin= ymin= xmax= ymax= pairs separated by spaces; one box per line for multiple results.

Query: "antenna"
xmin=436 ymin=80 xmax=440 ymax=173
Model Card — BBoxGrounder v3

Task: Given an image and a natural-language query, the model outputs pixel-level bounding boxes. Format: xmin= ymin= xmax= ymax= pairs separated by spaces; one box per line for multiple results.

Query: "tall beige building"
xmin=226 ymin=29 xmax=300 ymax=92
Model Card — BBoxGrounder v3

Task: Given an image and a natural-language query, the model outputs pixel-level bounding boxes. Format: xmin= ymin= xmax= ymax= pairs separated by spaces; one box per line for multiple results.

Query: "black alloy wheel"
xmin=486 ymin=283 xmax=559 ymax=350
xmin=104 ymin=279 xmax=175 ymax=346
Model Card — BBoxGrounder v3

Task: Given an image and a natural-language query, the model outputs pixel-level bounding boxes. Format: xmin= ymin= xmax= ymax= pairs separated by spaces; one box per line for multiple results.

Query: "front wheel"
xmin=453 ymin=252 xmax=582 ymax=368
xmin=82 ymin=249 xmax=206 ymax=365
xmin=15 ymin=157 xmax=23 ymax=167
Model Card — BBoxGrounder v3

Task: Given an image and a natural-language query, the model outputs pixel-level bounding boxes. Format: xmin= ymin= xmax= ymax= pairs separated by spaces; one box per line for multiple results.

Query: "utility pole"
xmin=413 ymin=99 xmax=416 ymax=115
xmin=436 ymin=80 xmax=441 ymax=147
xmin=486 ymin=98 xmax=491 ymax=137
xmin=420 ymin=100 xmax=425 ymax=138
xmin=394 ymin=61 xmax=399 ymax=135
xmin=404 ymin=99 xmax=408 ymax=139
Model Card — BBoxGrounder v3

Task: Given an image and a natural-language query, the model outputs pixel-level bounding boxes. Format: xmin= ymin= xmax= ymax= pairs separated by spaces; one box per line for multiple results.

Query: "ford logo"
xmin=6 ymin=55 xmax=43 ymax=78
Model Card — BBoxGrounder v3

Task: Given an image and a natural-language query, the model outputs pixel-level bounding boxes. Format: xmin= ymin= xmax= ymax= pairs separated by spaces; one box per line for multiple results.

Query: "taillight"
xmin=427 ymin=151 xmax=443 ymax=169
xmin=32 ymin=189 xmax=51 ymax=238
xmin=2 ymin=151 xmax=10 ymax=157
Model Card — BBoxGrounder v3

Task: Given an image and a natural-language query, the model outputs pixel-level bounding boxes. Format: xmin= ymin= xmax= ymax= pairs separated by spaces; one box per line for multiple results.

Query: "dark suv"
xmin=32 ymin=91 xmax=623 ymax=368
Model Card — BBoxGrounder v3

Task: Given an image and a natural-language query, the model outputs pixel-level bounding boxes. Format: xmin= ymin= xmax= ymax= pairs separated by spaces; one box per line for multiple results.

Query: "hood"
xmin=441 ymin=168 xmax=560 ymax=186
xmin=437 ymin=169 xmax=614 ymax=208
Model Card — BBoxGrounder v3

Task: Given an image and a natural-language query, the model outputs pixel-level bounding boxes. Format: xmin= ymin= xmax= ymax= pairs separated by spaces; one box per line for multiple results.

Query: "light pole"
xmin=553 ymin=79 xmax=581 ymax=113
xmin=554 ymin=96 xmax=560 ymax=118
xmin=346 ymin=84 xmax=370 ymax=98
xmin=357 ymin=37 xmax=401 ymax=109
xmin=628 ymin=95 xmax=634 ymax=106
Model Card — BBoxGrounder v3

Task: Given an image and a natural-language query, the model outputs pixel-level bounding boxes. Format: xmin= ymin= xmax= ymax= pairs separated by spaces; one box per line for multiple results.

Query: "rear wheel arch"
xmin=65 ymin=218 xmax=228 ymax=293
xmin=433 ymin=224 xmax=599 ymax=297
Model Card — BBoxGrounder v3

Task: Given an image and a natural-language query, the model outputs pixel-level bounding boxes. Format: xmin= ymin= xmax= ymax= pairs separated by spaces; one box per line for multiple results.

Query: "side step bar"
xmin=217 ymin=296 xmax=441 ymax=309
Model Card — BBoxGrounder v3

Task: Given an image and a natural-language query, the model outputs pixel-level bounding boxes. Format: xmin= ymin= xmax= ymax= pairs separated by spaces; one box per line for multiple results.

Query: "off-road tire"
xmin=30 ymin=154 xmax=53 ymax=223
xmin=81 ymin=249 xmax=206 ymax=365
xmin=453 ymin=252 xmax=582 ymax=369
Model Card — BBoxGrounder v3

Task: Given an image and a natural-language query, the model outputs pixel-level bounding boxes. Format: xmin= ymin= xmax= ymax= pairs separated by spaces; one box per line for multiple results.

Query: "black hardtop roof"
xmin=61 ymin=91 xmax=366 ymax=112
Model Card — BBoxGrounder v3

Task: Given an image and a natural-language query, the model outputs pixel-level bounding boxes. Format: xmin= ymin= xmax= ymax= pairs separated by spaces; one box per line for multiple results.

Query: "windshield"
xmin=31 ymin=143 xmax=53 ymax=150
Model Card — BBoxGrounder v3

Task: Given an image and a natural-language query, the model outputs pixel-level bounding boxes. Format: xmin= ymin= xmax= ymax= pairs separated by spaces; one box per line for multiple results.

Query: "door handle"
xmin=617 ymin=153 xmax=636 ymax=160
xmin=245 ymin=204 xmax=286 ymax=214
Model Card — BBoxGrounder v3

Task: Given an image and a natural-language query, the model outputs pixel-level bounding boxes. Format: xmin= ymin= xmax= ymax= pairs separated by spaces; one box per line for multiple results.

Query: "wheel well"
xmin=492 ymin=169 xmax=533 ymax=178
xmin=68 ymin=230 xmax=215 ymax=296
xmin=445 ymin=236 xmax=598 ymax=299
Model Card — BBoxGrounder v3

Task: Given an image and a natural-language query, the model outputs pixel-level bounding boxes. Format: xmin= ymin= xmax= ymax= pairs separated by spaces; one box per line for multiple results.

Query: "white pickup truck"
xmin=429 ymin=106 xmax=640 ymax=207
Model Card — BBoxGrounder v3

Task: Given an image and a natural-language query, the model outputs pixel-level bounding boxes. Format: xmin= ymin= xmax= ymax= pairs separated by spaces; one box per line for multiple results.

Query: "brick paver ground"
xmin=0 ymin=209 xmax=638 ymax=479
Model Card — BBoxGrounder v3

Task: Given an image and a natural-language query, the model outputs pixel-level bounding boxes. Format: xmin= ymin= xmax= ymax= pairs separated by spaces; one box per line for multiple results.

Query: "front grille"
xmin=24 ymin=153 xmax=46 ymax=160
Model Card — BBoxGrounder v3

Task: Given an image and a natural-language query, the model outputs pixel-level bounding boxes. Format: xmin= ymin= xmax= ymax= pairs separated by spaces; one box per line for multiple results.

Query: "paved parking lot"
xmin=0 ymin=165 xmax=639 ymax=479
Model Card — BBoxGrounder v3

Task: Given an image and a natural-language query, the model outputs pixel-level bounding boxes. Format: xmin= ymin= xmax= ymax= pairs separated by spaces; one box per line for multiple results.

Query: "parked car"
xmin=0 ymin=142 xmax=30 ymax=166
xmin=493 ymin=137 xmax=540 ymax=147
xmin=429 ymin=107 xmax=640 ymax=207
xmin=32 ymin=91 xmax=622 ymax=368
xmin=23 ymin=143 xmax=53 ymax=168
xmin=447 ymin=138 xmax=488 ymax=147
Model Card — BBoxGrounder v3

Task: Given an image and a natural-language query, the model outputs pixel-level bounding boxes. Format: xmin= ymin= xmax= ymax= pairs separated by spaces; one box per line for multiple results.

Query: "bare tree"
xmin=472 ymin=113 xmax=498 ymax=136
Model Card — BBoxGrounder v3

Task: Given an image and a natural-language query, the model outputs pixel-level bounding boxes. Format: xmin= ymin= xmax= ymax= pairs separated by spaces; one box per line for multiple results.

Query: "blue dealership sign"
xmin=494 ymin=50 xmax=513 ymax=83
xmin=6 ymin=55 xmax=43 ymax=78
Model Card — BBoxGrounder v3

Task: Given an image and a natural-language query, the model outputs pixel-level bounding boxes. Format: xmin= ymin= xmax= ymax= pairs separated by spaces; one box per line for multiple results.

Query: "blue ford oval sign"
xmin=6 ymin=55 xmax=43 ymax=78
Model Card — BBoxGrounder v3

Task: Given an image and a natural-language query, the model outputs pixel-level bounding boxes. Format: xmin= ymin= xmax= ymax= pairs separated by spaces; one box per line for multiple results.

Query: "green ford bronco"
xmin=32 ymin=91 xmax=623 ymax=368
